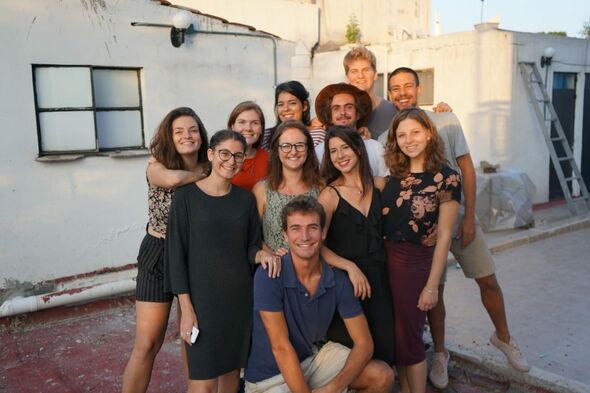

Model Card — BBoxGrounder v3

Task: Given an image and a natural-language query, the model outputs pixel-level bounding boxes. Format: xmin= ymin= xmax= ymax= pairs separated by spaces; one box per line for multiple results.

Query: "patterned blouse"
xmin=382 ymin=165 xmax=461 ymax=246
xmin=309 ymin=127 xmax=326 ymax=147
xmin=262 ymin=180 xmax=320 ymax=252
xmin=261 ymin=127 xmax=276 ymax=151
xmin=147 ymin=183 xmax=174 ymax=235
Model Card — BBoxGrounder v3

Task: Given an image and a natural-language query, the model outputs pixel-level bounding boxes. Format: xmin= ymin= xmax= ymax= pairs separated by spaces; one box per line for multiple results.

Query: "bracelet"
xmin=424 ymin=288 xmax=438 ymax=294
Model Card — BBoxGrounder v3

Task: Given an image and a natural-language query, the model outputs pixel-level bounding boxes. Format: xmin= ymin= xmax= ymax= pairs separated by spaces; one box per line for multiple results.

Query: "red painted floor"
xmin=0 ymin=296 xmax=528 ymax=392
xmin=0 ymin=297 xmax=185 ymax=393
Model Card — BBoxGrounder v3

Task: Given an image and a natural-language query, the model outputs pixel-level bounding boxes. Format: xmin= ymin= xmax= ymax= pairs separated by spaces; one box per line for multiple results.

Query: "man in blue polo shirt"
xmin=244 ymin=196 xmax=393 ymax=393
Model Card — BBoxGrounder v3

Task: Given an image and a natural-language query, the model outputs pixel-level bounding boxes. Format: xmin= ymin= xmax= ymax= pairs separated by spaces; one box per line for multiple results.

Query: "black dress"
xmin=165 ymin=183 xmax=261 ymax=380
xmin=325 ymin=186 xmax=395 ymax=366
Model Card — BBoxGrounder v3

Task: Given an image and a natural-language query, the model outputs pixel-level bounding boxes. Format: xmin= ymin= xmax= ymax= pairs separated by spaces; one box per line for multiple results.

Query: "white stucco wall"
xmin=172 ymin=0 xmax=430 ymax=49
xmin=173 ymin=0 xmax=320 ymax=50
xmin=388 ymin=27 xmax=590 ymax=202
xmin=320 ymin=0 xmax=430 ymax=44
xmin=0 ymin=0 xmax=294 ymax=288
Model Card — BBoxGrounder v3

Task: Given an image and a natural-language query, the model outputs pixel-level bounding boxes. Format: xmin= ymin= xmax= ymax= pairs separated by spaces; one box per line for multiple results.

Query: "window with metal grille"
xmin=32 ymin=65 xmax=144 ymax=156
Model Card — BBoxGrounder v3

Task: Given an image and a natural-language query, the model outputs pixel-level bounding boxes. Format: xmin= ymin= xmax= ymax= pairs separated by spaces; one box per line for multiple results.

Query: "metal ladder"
xmin=518 ymin=61 xmax=590 ymax=215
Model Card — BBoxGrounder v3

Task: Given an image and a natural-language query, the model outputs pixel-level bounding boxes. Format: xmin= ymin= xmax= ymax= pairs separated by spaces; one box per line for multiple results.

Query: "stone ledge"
xmin=447 ymin=344 xmax=590 ymax=393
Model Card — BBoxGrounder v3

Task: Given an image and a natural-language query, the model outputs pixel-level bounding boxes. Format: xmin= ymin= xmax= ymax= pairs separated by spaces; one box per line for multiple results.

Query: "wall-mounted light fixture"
xmin=540 ymin=47 xmax=555 ymax=68
xmin=131 ymin=10 xmax=196 ymax=48
xmin=170 ymin=10 xmax=194 ymax=48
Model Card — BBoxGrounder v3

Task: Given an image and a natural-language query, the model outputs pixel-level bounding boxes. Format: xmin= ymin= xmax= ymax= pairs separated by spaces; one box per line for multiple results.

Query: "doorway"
xmin=582 ymin=74 xmax=590 ymax=192
xmin=549 ymin=72 xmax=577 ymax=200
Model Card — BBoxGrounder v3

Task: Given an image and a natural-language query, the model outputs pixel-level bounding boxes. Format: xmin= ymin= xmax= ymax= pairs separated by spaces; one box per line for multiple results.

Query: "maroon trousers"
xmin=385 ymin=240 xmax=434 ymax=366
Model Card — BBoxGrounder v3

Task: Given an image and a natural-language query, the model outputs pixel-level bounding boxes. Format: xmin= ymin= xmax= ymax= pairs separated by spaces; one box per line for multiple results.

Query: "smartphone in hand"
xmin=190 ymin=326 xmax=199 ymax=344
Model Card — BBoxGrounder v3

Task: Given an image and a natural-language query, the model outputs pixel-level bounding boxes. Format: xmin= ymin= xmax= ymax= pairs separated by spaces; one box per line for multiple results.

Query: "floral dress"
xmin=381 ymin=165 xmax=461 ymax=366
xmin=382 ymin=166 xmax=461 ymax=245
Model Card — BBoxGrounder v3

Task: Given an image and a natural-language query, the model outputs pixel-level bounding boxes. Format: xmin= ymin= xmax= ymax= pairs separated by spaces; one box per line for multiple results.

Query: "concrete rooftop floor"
xmin=1 ymin=202 xmax=589 ymax=392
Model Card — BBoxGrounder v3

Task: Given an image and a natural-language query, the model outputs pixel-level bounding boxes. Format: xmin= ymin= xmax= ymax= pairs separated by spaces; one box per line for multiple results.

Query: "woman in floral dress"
xmin=379 ymin=108 xmax=461 ymax=393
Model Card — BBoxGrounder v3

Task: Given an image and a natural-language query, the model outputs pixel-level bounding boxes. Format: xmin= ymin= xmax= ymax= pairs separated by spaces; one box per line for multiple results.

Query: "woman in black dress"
xmin=317 ymin=125 xmax=395 ymax=366
xmin=380 ymin=108 xmax=461 ymax=393
xmin=166 ymin=130 xmax=278 ymax=392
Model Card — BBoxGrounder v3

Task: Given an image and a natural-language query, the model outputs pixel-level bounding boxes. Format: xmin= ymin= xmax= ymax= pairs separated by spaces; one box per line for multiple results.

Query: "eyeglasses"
xmin=217 ymin=149 xmax=246 ymax=163
xmin=278 ymin=142 xmax=307 ymax=153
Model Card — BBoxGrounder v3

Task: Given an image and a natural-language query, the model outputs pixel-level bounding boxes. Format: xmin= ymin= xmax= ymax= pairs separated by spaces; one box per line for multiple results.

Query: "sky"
xmin=431 ymin=0 xmax=588 ymax=38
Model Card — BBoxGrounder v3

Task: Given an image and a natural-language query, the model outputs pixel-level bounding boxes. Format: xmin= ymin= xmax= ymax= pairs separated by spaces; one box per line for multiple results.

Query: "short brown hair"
xmin=343 ymin=46 xmax=377 ymax=74
xmin=384 ymin=108 xmax=446 ymax=177
xmin=281 ymin=195 xmax=326 ymax=231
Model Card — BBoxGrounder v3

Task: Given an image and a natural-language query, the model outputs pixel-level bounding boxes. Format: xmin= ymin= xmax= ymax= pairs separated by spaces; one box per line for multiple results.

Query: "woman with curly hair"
xmin=379 ymin=108 xmax=461 ymax=393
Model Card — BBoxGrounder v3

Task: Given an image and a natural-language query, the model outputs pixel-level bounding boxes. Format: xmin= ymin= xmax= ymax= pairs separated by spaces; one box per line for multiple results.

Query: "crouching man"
xmin=244 ymin=196 xmax=393 ymax=392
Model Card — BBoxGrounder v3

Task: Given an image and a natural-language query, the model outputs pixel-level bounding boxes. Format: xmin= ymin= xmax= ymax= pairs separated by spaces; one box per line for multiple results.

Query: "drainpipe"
xmin=0 ymin=279 xmax=135 ymax=318
xmin=310 ymin=7 xmax=321 ymax=60
xmin=131 ymin=22 xmax=278 ymax=87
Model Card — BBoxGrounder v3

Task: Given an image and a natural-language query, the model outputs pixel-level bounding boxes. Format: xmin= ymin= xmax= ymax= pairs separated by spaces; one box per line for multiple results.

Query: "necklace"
xmin=339 ymin=183 xmax=363 ymax=196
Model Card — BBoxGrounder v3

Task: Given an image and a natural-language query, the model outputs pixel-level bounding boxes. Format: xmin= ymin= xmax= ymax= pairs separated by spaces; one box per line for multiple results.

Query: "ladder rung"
xmin=574 ymin=195 xmax=590 ymax=201
xmin=564 ymin=176 xmax=581 ymax=182
xmin=520 ymin=61 xmax=590 ymax=215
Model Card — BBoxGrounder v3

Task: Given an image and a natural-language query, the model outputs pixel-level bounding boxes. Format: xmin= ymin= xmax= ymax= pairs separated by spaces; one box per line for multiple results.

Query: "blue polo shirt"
xmin=244 ymin=252 xmax=362 ymax=383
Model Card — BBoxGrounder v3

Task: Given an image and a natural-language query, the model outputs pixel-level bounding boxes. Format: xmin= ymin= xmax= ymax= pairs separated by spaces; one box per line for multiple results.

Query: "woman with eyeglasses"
xmin=166 ymin=130 xmax=278 ymax=393
xmin=227 ymin=101 xmax=269 ymax=191
xmin=253 ymin=120 xmax=322 ymax=256
xmin=122 ymin=107 xmax=209 ymax=393
xmin=255 ymin=120 xmax=373 ymax=299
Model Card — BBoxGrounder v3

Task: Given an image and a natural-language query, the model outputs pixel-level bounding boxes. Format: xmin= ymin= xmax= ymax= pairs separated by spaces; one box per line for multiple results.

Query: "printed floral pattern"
xmin=382 ymin=166 xmax=462 ymax=246
xmin=148 ymin=185 xmax=175 ymax=234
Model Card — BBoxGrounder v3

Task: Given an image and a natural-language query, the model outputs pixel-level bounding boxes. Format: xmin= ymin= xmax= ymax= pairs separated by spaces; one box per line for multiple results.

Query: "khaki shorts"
xmin=442 ymin=224 xmax=496 ymax=281
xmin=245 ymin=341 xmax=350 ymax=393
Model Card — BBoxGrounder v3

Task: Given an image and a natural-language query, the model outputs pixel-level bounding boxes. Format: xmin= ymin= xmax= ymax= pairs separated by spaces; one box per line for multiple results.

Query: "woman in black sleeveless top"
xmin=318 ymin=126 xmax=395 ymax=366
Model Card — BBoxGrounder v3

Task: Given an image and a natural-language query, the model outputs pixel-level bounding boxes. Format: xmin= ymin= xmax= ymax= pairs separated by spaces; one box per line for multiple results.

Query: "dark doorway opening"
xmin=581 ymin=74 xmax=590 ymax=193
xmin=549 ymin=73 xmax=577 ymax=200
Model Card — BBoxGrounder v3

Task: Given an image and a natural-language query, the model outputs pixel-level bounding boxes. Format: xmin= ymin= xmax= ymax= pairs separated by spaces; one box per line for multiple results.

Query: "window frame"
xmin=32 ymin=64 xmax=145 ymax=157
xmin=416 ymin=68 xmax=434 ymax=107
